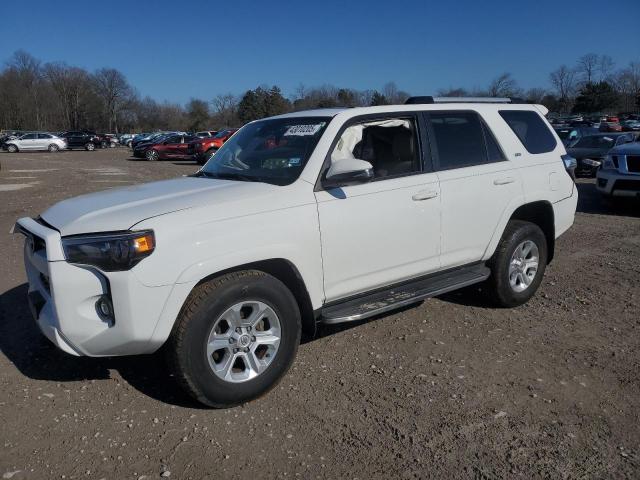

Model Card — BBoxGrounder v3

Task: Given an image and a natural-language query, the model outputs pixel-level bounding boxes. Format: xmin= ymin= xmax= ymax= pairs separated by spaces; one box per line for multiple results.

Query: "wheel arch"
xmin=507 ymin=201 xmax=555 ymax=263
xmin=152 ymin=258 xmax=318 ymax=351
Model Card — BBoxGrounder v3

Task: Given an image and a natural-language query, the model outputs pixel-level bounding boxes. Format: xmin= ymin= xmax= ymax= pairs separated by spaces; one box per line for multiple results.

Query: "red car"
xmin=191 ymin=128 xmax=238 ymax=165
xmin=134 ymin=133 xmax=199 ymax=160
xmin=599 ymin=122 xmax=622 ymax=132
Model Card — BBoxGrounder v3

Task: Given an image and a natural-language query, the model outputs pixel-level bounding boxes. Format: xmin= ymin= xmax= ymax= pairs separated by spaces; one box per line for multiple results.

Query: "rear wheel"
xmin=7 ymin=144 xmax=18 ymax=153
xmin=48 ymin=144 xmax=59 ymax=152
xmin=483 ymin=220 xmax=547 ymax=307
xmin=109 ymin=142 xmax=116 ymax=148
xmin=101 ymin=141 xmax=108 ymax=149
xmin=85 ymin=142 xmax=95 ymax=151
xmin=166 ymin=270 xmax=301 ymax=408
xmin=146 ymin=149 xmax=159 ymax=161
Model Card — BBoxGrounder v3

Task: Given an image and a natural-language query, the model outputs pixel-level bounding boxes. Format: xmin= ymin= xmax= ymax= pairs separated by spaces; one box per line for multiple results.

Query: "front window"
xmin=198 ymin=117 xmax=330 ymax=185
xmin=213 ymin=129 xmax=232 ymax=139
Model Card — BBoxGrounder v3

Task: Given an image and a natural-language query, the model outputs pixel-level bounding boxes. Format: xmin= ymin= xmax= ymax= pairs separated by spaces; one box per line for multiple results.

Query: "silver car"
xmin=5 ymin=132 xmax=67 ymax=153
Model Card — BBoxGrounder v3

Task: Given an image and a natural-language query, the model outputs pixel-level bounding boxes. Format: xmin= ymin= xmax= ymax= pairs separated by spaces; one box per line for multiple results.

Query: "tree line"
xmin=1 ymin=50 xmax=638 ymax=133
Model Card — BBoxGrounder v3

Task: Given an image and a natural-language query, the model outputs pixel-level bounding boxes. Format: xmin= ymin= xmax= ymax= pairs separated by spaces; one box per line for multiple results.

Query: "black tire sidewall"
xmin=490 ymin=222 xmax=547 ymax=307
xmin=177 ymin=274 xmax=301 ymax=407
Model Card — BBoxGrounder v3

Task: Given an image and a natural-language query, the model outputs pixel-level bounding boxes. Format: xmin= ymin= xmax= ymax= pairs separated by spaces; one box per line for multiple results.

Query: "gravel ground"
xmin=0 ymin=148 xmax=639 ymax=479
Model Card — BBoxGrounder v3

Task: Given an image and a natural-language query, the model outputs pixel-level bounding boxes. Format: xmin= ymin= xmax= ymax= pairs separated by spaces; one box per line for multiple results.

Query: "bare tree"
xmin=525 ymin=88 xmax=548 ymax=104
xmin=488 ymin=73 xmax=520 ymax=97
xmin=92 ymin=68 xmax=132 ymax=132
xmin=381 ymin=82 xmax=410 ymax=104
xmin=598 ymin=55 xmax=615 ymax=81
xmin=437 ymin=87 xmax=469 ymax=97
xmin=613 ymin=62 xmax=640 ymax=111
xmin=43 ymin=62 xmax=91 ymax=129
xmin=7 ymin=50 xmax=43 ymax=129
xmin=577 ymin=53 xmax=599 ymax=84
xmin=549 ymin=65 xmax=576 ymax=111
xmin=211 ymin=93 xmax=239 ymax=127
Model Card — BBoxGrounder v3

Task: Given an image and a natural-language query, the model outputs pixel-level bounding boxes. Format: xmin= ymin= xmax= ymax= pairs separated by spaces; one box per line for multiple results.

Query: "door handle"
xmin=412 ymin=190 xmax=439 ymax=201
xmin=493 ymin=177 xmax=515 ymax=185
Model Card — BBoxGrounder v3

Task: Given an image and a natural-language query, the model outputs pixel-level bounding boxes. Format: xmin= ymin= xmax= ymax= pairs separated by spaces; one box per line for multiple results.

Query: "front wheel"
xmin=166 ymin=270 xmax=301 ymax=408
xmin=85 ymin=142 xmax=95 ymax=151
xmin=146 ymin=149 xmax=159 ymax=161
xmin=483 ymin=220 xmax=547 ymax=308
xmin=109 ymin=142 xmax=116 ymax=148
xmin=7 ymin=144 xmax=18 ymax=153
xmin=48 ymin=144 xmax=59 ymax=152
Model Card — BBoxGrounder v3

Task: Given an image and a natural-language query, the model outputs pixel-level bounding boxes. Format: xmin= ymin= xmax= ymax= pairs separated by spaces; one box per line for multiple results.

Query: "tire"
xmin=127 ymin=141 xmax=132 ymax=148
xmin=166 ymin=270 xmax=301 ymax=408
xmin=7 ymin=144 xmax=18 ymax=153
xmin=110 ymin=142 xmax=116 ymax=148
xmin=483 ymin=220 xmax=547 ymax=308
xmin=146 ymin=149 xmax=159 ymax=161
xmin=101 ymin=141 xmax=108 ymax=149
xmin=85 ymin=143 xmax=95 ymax=151
xmin=205 ymin=148 xmax=218 ymax=162
xmin=48 ymin=144 xmax=59 ymax=152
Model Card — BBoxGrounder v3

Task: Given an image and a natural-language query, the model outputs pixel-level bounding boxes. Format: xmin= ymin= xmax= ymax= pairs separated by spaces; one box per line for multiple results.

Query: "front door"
xmin=315 ymin=114 xmax=441 ymax=302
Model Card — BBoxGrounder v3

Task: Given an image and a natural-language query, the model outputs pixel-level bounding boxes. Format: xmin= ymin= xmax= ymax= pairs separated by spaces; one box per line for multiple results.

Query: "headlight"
xmin=582 ymin=158 xmax=602 ymax=167
xmin=62 ymin=230 xmax=155 ymax=271
xmin=562 ymin=155 xmax=577 ymax=170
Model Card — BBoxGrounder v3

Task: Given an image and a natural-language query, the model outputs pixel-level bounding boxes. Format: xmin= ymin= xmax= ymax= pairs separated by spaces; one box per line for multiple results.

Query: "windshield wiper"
xmin=191 ymin=171 xmax=262 ymax=182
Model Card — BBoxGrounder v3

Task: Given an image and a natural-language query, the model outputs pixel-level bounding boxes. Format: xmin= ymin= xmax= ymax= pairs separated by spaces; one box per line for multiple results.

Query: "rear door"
xmin=37 ymin=133 xmax=53 ymax=149
xmin=425 ymin=110 xmax=523 ymax=269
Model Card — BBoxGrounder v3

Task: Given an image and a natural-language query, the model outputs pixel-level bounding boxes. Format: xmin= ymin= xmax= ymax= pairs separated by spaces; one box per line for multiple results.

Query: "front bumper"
xmin=596 ymin=169 xmax=640 ymax=197
xmin=15 ymin=217 xmax=173 ymax=357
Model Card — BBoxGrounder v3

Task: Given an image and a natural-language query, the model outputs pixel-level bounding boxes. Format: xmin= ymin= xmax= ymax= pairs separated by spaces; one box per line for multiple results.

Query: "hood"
xmin=41 ymin=177 xmax=277 ymax=236
xmin=609 ymin=142 xmax=640 ymax=155
xmin=566 ymin=147 xmax=609 ymax=159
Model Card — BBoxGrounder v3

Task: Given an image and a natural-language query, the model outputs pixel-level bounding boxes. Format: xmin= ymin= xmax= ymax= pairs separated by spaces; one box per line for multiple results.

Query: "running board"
xmin=320 ymin=264 xmax=490 ymax=324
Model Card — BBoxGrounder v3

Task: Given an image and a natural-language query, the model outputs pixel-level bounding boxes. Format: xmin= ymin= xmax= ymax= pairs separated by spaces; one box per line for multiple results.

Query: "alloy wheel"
xmin=206 ymin=300 xmax=281 ymax=383
xmin=508 ymin=240 xmax=539 ymax=293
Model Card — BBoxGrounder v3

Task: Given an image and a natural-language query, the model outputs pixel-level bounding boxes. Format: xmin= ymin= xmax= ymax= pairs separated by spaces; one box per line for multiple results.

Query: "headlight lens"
xmin=62 ymin=230 xmax=155 ymax=271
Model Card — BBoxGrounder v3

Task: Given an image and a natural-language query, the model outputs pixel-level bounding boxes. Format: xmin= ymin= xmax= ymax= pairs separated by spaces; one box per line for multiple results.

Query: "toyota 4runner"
xmin=14 ymin=97 xmax=577 ymax=407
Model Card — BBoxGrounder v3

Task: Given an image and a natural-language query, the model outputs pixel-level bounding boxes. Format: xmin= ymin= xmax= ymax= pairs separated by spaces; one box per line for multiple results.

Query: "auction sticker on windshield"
xmin=284 ymin=123 xmax=325 ymax=136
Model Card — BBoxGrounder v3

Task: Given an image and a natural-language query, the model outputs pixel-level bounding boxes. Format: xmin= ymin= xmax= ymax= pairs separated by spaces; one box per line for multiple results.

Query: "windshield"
xmin=571 ymin=136 xmax=616 ymax=149
xmin=199 ymin=117 xmax=330 ymax=185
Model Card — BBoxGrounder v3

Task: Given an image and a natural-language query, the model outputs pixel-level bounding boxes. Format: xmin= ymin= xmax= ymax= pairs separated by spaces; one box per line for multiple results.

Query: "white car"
xmin=5 ymin=132 xmax=67 ymax=152
xmin=15 ymin=97 xmax=577 ymax=407
xmin=596 ymin=141 xmax=640 ymax=198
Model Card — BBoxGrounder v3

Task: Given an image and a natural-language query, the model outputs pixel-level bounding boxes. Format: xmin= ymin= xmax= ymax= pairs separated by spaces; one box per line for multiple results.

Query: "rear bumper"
xmin=15 ymin=217 xmax=174 ymax=357
xmin=596 ymin=169 xmax=640 ymax=197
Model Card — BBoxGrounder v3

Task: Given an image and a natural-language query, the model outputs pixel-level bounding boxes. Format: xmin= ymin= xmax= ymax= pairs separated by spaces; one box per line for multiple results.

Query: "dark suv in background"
xmin=59 ymin=131 xmax=106 ymax=151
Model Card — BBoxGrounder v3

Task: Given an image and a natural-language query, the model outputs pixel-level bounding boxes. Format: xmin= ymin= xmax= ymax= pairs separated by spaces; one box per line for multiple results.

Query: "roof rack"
xmin=405 ymin=96 xmax=527 ymax=105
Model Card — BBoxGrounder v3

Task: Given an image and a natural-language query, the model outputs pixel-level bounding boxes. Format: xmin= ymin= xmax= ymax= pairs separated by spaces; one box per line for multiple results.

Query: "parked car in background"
xmin=621 ymin=120 xmax=640 ymax=132
xmin=554 ymin=126 xmax=598 ymax=146
xmin=119 ymin=134 xmax=137 ymax=147
xmin=4 ymin=132 xmax=67 ymax=152
xmin=59 ymin=131 xmax=105 ymax=151
xmin=195 ymin=131 xmax=218 ymax=138
xmin=102 ymin=134 xmax=118 ymax=148
xmin=133 ymin=133 xmax=198 ymax=160
xmin=131 ymin=132 xmax=162 ymax=149
xmin=567 ymin=132 xmax=639 ymax=177
xmin=599 ymin=122 xmax=622 ymax=132
xmin=597 ymin=141 xmax=640 ymax=200
xmin=191 ymin=128 xmax=239 ymax=165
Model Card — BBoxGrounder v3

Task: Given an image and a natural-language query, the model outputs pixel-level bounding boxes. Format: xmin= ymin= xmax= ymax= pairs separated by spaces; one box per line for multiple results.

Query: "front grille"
xmin=626 ymin=156 xmax=640 ymax=173
xmin=613 ymin=179 xmax=640 ymax=192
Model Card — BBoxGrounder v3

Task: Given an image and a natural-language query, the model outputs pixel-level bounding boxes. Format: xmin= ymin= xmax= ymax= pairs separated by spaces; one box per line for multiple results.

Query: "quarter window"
xmin=499 ymin=110 xmax=557 ymax=154
xmin=331 ymin=117 xmax=420 ymax=179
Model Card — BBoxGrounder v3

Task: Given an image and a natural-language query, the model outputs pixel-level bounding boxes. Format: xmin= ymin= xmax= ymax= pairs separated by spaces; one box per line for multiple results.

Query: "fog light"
xmin=96 ymin=295 xmax=114 ymax=325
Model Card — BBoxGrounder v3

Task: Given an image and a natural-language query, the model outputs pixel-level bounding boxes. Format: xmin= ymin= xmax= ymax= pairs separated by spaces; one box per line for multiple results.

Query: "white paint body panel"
xmin=16 ymin=102 xmax=577 ymax=356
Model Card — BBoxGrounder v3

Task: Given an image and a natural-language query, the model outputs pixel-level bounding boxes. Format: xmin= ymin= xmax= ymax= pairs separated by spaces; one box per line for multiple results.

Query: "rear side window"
xmin=499 ymin=110 xmax=557 ymax=154
xmin=428 ymin=111 xmax=503 ymax=170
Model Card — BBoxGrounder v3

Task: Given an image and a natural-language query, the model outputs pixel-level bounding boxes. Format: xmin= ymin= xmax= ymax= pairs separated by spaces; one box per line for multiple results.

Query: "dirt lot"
xmin=0 ymin=148 xmax=639 ymax=479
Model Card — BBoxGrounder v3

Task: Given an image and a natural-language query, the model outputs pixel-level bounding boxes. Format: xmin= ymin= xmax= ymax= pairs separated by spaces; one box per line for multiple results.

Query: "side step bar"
xmin=320 ymin=264 xmax=490 ymax=325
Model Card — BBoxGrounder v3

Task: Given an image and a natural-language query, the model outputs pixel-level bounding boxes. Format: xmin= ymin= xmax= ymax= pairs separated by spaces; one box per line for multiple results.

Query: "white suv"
xmin=15 ymin=97 xmax=577 ymax=407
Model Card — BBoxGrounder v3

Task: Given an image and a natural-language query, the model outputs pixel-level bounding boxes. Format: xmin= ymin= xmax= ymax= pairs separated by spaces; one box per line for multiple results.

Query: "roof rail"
xmin=405 ymin=96 xmax=527 ymax=105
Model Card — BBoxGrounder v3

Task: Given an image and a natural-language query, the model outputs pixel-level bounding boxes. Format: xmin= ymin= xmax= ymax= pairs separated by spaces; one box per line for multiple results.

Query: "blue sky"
xmin=1 ymin=0 xmax=638 ymax=104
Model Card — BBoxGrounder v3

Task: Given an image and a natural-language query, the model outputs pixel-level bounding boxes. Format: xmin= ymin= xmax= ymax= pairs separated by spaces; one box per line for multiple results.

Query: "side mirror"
xmin=323 ymin=158 xmax=374 ymax=189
